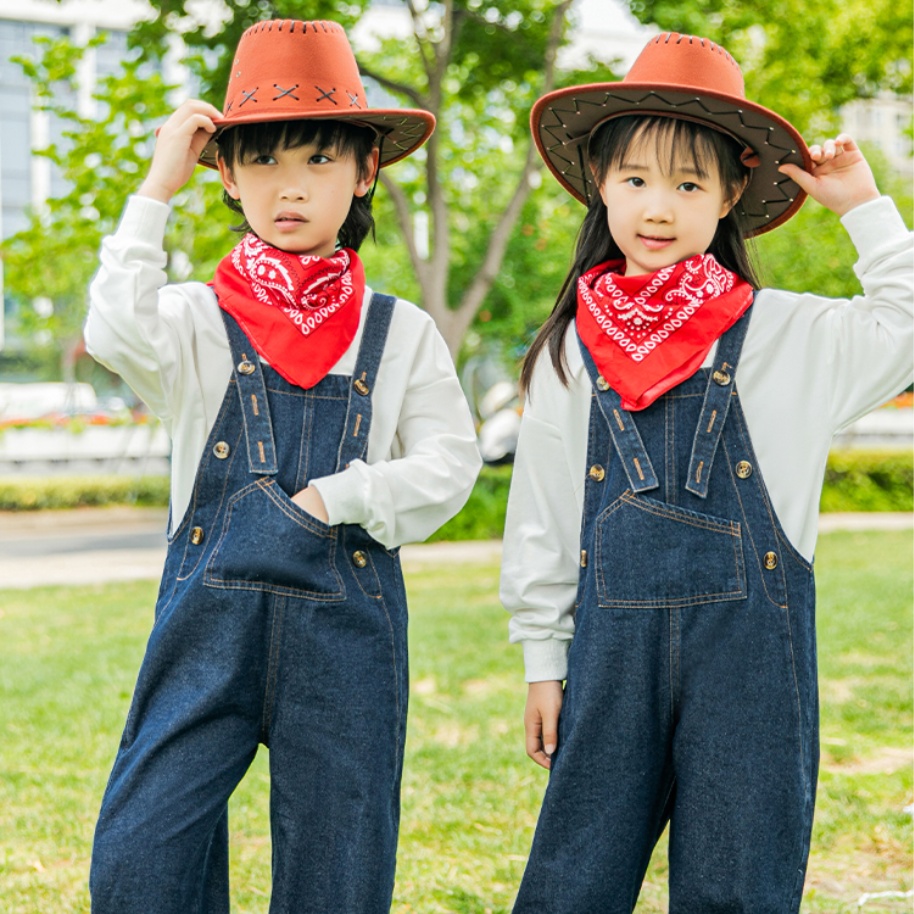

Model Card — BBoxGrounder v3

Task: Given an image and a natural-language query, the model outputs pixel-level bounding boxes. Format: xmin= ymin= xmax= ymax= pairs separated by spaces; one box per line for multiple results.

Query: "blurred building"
xmin=0 ymin=0 xmax=144 ymax=351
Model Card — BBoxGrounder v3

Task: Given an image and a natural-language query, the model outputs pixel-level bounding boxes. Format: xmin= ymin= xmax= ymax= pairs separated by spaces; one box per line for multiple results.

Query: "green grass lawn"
xmin=0 ymin=529 xmax=910 ymax=912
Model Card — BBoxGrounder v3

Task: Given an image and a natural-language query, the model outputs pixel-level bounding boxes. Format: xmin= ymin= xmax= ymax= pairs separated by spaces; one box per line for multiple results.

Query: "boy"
xmin=85 ymin=19 xmax=481 ymax=913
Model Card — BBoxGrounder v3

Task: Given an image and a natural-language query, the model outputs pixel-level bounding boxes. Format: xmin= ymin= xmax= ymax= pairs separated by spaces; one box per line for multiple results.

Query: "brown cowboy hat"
xmin=199 ymin=19 xmax=435 ymax=169
xmin=531 ymin=32 xmax=812 ymax=236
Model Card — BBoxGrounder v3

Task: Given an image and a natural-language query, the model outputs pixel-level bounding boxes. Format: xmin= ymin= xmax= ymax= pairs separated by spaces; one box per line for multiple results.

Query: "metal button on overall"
xmin=352 ymin=550 xmax=368 ymax=568
xmin=213 ymin=441 xmax=230 ymax=459
xmin=763 ymin=551 xmax=778 ymax=570
xmin=596 ymin=376 xmax=610 ymax=391
xmin=237 ymin=359 xmax=256 ymax=375
xmin=735 ymin=460 xmax=752 ymax=479
xmin=712 ymin=368 xmax=731 ymax=386
xmin=589 ymin=465 xmax=606 ymax=482
xmin=190 ymin=526 xmax=204 ymax=545
xmin=354 ymin=379 xmax=370 ymax=396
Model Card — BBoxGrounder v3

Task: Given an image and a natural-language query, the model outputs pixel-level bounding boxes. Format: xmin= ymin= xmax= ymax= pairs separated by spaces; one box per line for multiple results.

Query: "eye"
xmin=250 ymin=153 xmax=277 ymax=166
xmin=679 ymin=181 xmax=701 ymax=192
xmin=625 ymin=176 xmax=645 ymax=188
xmin=310 ymin=153 xmax=332 ymax=165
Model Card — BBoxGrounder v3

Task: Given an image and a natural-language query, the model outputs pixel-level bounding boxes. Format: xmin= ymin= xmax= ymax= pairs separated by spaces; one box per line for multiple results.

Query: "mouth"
xmin=275 ymin=212 xmax=307 ymax=227
xmin=638 ymin=235 xmax=675 ymax=251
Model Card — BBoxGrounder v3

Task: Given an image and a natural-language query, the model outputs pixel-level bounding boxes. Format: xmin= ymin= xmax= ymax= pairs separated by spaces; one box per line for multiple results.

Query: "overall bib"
xmin=513 ymin=311 xmax=819 ymax=913
xmin=91 ymin=294 xmax=409 ymax=914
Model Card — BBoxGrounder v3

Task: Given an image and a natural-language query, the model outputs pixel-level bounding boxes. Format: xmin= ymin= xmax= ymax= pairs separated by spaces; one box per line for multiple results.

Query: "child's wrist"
xmin=137 ymin=177 xmax=176 ymax=204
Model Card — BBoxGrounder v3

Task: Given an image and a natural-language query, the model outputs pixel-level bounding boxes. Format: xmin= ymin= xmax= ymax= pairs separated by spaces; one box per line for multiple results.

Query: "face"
xmin=596 ymin=133 xmax=737 ymax=277
xmin=218 ymin=140 xmax=378 ymax=257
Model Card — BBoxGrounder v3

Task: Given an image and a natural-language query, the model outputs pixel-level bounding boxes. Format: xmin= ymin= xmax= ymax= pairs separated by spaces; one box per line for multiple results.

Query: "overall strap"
xmin=220 ymin=309 xmax=278 ymax=476
xmin=336 ymin=292 xmax=397 ymax=472
xmin=576 ymin=329 xmax=660 ymax=494
xmin=685 ymin=302 xmax=754 ymax=498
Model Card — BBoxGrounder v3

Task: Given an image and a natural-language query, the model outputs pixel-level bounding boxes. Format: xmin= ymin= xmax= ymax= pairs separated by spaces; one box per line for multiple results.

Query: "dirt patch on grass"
xmin=822 ymin=745 xmax=913 ymax=775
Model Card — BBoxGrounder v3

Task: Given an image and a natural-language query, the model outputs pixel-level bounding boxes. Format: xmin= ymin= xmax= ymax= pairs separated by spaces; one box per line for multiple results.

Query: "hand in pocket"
xmin=292 ymin=485 xmax=330 ymax=524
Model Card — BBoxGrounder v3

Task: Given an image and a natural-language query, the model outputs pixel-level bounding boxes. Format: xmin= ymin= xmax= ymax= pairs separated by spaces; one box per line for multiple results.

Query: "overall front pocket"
xmin=204 ymin=478 xmax=345 ymax=600
xmin=594 ymin=491 xmax=746 ymax=609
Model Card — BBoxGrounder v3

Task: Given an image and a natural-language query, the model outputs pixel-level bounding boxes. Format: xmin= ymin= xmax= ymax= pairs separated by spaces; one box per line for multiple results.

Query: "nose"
xmin=643 ymin=188 xmax=673 ymax=223
xmin=278 ymin=167 xmax=308 ymax=202
xmin=280 ymin=184 xmax=307 ymax=202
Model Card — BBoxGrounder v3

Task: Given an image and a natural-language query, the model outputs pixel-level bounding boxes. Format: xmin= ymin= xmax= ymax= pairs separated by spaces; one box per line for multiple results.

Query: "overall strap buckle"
xmin=576 ymin=331 xmax=659 ymax=494
xmin=220 ymin=310 xmax=278 ymax=475
xmin=685 ymin=304 xmax=754 ymax=498
xmin=335 ymin=292 xmax=397 ymax=472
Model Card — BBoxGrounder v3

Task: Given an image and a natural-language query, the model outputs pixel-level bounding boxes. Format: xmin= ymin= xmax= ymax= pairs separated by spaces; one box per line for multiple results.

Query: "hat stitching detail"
xmin=273 ymin=84 xmax=300 ymax=101
xmin=239 ymin=89 xmax=258 ymax=107
xmin=315 ymin=86 xmax=338 ymax=105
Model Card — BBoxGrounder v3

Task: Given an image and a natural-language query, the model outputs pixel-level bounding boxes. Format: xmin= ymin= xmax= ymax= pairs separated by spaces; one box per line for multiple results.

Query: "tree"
xmin=0 ymin=35 xmax=227 ymax=378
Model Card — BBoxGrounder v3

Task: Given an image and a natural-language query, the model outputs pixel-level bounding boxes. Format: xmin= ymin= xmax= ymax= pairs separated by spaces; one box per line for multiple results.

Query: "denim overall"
xmin=91 ymin=294 xmax=409 ymax=914
xmin=513 ymin=311 xmax=819 ymax=913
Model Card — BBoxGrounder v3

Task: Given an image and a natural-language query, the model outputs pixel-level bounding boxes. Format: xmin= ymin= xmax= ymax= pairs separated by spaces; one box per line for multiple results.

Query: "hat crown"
xmin=626 ymin=33 xmax=745 ymax=100
xmin=198 ymin=18 xmax=436 ymax=169
xmin=223 ymin=20 xmax=368 ymax=120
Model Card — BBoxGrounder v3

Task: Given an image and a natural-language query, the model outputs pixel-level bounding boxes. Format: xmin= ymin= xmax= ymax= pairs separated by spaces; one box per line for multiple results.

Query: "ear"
xmin=720 ymin=175 xmax=749 ymax=219
xmin=217 ymin=156 xmax=241 ymax=200
xmin=354 ymin=147 xmax=381 ymax=198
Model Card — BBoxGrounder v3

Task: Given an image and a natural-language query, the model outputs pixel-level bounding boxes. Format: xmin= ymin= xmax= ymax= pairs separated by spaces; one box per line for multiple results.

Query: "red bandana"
xmin=213 ymin=234 xmax=365 ymax=390
xmin=576 ymin=254 xmax=753 ymax=410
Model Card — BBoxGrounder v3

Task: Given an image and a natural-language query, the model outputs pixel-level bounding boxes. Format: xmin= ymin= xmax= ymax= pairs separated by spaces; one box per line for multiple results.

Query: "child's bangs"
xmin=219 ymin=119 xmax=377 ymax=171
xmin=590 ymin=115 xmax=737 ymax=184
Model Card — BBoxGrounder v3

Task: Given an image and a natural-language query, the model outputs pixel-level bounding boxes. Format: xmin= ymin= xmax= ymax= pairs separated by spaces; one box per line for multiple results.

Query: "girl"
xmin=85 ymin=20 xmax=480 ymax=913
xmin=501 ymin=32 xmax=912 ymax=912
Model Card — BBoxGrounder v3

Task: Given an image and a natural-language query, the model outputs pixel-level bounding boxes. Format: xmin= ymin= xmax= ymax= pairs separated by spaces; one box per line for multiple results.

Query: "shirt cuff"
xmin=522 ymin=638 xmax=570 ymax=683
xmin=117 ymin=194 xmax=171 ymax=241
xmin=841 ymin=195 xmax=906 ymax=244
xmin=309 ymin=464 xmax=368 ymax=528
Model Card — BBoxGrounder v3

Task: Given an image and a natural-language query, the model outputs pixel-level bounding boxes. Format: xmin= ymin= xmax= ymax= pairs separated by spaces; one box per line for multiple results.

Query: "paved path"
xmin=0 ymin=507 xmax=909 ymax=590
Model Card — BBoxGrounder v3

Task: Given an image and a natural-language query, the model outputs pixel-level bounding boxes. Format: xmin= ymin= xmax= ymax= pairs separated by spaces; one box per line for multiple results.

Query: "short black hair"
xmin=216 ymin=119 xmax=378 ymax=250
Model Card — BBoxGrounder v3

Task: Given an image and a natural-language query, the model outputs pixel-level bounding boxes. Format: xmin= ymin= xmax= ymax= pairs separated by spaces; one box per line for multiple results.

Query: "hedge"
xmin=0 ymin=475 xmax=170 ymax=511
xmin=0 ymin=450 xmax=910 ymax=541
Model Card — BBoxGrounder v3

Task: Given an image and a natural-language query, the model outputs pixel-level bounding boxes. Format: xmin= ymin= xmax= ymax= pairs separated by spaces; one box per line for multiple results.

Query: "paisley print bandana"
xmin=576 ymin=254 xmax=753 ymax=410
xmin=213 ymin=234 xmax=366 ymax=389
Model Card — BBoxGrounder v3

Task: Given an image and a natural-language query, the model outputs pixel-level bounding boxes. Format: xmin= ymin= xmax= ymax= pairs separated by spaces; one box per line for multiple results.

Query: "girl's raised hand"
xmin=778 ymin=134 xmax=880 ymax=218
xmin=138 ymin=100 xmax=223 ymax=204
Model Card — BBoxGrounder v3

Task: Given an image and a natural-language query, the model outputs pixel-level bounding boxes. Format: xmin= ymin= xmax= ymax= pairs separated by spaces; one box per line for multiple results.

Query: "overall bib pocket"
xmin=204 ymin=478 xmax=346 ymax=600
xmin=595 ymin=491 xmax=746 ymax=608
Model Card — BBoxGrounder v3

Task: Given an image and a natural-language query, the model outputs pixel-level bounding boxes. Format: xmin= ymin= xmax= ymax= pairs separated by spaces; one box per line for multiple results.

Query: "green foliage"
xmin=821 ymin=449 xmax=914 ymax=513
xmin=0 ymin=530 xmax=910 ymax=910
xmin=623 ymin=0 xmax=913 ymax=136
xmin=426 ymin=464 xmax=513 ymax=542
xmin=0 ymin=475 xmax=169 ymax=511
xmin=0 ymin=35 xmax=231 ymax=362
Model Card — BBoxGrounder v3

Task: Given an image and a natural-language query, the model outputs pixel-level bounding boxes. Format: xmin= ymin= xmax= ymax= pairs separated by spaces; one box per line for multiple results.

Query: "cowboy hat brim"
xmin=532 ymin=81 xmax=812 ymax=236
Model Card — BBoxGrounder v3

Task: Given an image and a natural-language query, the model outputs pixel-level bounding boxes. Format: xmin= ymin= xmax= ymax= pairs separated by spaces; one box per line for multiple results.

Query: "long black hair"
xmin=216 ymin=119 xmax=379 ymax=251
xmin=520 ymin=115 xmax=760 ymax=393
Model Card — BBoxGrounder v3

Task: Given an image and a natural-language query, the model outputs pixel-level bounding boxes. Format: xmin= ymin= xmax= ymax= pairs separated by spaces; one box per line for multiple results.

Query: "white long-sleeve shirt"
xmin=501 ymin=196 xmax=913 ymax=683
xmin=85 ymin=195 xmax=482 ymax=549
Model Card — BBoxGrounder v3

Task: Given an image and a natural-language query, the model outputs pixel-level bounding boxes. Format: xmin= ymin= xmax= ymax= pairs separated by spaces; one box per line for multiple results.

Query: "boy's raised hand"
xmin=778 ymin=134 xmax=880 ymax=218
xmin=138 ymin=99 xmax=223 ymax=204
xmin=525 ymin=680 xmax=563 ymax=770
